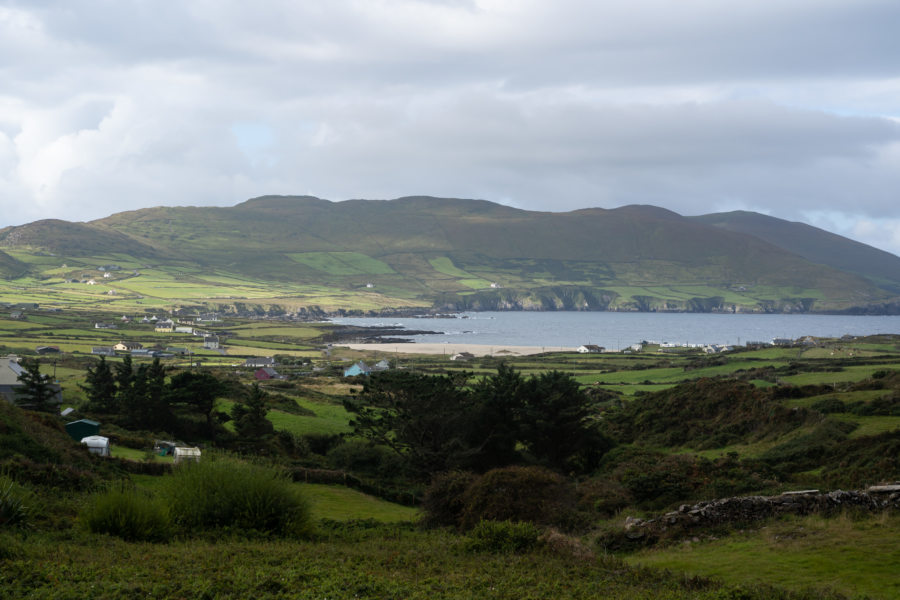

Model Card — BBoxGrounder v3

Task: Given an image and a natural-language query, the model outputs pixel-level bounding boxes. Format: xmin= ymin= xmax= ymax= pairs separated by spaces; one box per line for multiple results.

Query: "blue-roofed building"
xmin=343 ymin=361 xmax=372 ymax=377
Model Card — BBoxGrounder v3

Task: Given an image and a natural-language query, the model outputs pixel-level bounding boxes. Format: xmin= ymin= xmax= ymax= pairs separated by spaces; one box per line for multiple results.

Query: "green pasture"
xmin=626 ymin=513 xmax=900 ymax=600
xmin=784 ymin=390 xmax=886 ymax=409
xmin=597 ymin=383 xmax=677 ymax=396
xmin=229 ymin=325 xmax=322 ymax=339
xmin=577 ymin=367 xmax=684 ymax=385
xmin=225 ymin=344 xmax=317 ymax=358
xmin=458 ymin=278 xmax=493 ymax=289
xmin=267 ymin=399 xmax=353 ymax=436
xmin=287 ymin=252 xmax=394 ymax=275
xmin=0 ymin=319 xmax=43 ymax=331
xmin=428 ymin=256 xmax=474 ymax=279
xmin=779 ymin=364 xmax=894 ymax=386
xmin=217 ymin=397 xmax=352 ymax=437
xmin=832 ymin=414 xmax=900 ymax=438
xmin=130 ymin=474 xmax=414 ymax=522
xmin=299 ymin=483 xmax=419 ymax=522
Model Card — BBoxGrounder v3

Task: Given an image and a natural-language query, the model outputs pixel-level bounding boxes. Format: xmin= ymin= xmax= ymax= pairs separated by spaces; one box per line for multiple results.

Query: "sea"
xmin=329 ymin=312 xmax=900 ymax=350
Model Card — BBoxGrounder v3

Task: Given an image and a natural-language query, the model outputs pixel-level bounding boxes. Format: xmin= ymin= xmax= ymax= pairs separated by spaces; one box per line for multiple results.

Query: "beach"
xmin=338 ymin=343 xmax=575 ymax=357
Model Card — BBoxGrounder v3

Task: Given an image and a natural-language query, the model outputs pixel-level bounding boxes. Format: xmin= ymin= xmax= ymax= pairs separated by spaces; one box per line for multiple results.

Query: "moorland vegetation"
xmin=1 ymin=312 xmax=899 ymax=598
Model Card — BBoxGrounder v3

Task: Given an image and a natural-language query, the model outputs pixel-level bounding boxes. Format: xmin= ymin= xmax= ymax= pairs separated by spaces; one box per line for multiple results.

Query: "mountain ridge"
xmin=0 ymin=196 xmax=898 ymax=314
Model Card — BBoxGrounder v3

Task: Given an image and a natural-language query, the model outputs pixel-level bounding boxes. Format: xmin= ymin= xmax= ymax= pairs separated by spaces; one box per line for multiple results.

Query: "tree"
xmin=344 ymin=370 xmax=479 ymax=477
xmin=113 ymin=354 xmax=136 ymax=416
xmin=166 ymin=371 xmax=227 ymax=440
xmin=344 ymin=366 xmax=612 ymax=479
xmin=79 ymin=356 xmax=117 ymax=413
xmin=15 ymin=358 xmax=58 ymax=412
xmin=232 ymin=383 xmax=274 ymax=440
xmin=468 ymin=363 xmax=526 ymax=470
xmin=144 ymin=358 xmax=171 ymax=431
xmin=517 ymin=370 xmax=612 ymax=473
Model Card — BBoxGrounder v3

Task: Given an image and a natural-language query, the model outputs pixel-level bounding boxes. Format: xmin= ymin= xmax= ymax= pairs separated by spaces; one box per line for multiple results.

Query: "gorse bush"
xmin=463 ymin=519 xmax=541 ymax=554
xmin=459 ymin=465 xmax=584 ymax=531
xmin=80 ymin=485 xmax=172 ymax=542
xmin=422 ymin=470 xmax=478 ymax=527
xmin=164 ymin=457 xmax=313 ymax=537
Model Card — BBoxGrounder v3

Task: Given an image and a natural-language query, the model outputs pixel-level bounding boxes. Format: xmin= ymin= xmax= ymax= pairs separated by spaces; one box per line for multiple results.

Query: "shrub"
xmin=80 ymin=485 xmax=172 ymax=542
xmin=458 ymin=465 xmax=580 ymax=531
xmin=811 ymin=397 xmax=846 ymax=414
xmin=463 ymin=519 xmax=541 ymax=554
xmin=422 ymin=470 xmax=478 ymax=527
xmin=327 ymin=441 xmax=394 ymax=476
xmin=302 ymin=433 xmax=345 ymax=456
xmin=164 ymin=457 xmax=313 ymax=537
xmin=575 ymin=478 xmax=632 ymax=517
xmin=0 ymin=478 xmax=30 ymax=530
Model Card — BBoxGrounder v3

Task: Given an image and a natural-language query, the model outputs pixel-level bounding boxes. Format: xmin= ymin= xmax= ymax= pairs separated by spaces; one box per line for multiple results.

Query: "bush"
xmin=811 ymin=397 xmax=846 ymax=414
xmin=575 ymin=478 xmax=632 ymax=517
xmin=458 ymin=466 xmax=581 ymax=531
xmin=463 ymin=519 xmax=541 ymax=554
xmin=164 ymin=457 xmax=313 ymax=537
xmin=327 ymin=441 xmax=396 ymax=476
xmin=302 ymin=433 xmax=345 ymax=456
xmin=422 ymin=471 xmax=478 ymax=527
xmin=80 ymin=485 xmax=172 ymax=542
xmin=0 ymin=478 xmax=30 ymax=530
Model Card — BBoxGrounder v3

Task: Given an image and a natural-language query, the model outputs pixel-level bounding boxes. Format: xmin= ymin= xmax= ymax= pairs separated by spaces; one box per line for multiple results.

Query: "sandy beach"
xmin=338 ymin=343 xmax=575 ymax=357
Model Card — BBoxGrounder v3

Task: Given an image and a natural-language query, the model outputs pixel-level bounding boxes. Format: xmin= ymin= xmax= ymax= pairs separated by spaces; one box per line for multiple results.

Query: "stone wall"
xmin=623 ymin=484 xmax=900 ymax=542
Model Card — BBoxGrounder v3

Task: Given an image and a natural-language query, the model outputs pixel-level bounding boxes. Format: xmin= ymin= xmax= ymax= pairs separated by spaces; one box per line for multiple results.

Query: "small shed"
xmin=66 ymin=419 xmax=100 ymax=441
xmin=81 ymin=435 xmax=110 ymax=457
xmin=173 ymin=447 xmax=201 ymax=464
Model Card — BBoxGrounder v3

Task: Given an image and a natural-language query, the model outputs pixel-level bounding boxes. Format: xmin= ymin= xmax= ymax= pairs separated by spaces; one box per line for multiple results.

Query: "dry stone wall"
xmin=623 ymin=484 xmax=900 ymax=542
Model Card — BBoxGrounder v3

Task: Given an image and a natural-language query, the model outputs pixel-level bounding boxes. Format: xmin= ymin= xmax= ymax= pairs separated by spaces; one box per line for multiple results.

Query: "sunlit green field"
xmin=626 ymin=513 xmax=900 ymax=600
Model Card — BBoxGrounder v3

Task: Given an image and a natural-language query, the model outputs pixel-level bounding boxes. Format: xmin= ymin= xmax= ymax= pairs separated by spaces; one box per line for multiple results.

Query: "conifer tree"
xmin=232 ymin=383 xmax=274 ymax=439
xmin=15 ymin=358 xmax=57 ymax=412
xmin=79 ymin=356 xmax=118 ymax=413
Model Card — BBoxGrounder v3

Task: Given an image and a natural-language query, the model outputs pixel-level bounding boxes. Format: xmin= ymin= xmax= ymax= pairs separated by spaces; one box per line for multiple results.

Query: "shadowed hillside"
xmin=692 ymin=211 xmax=900 ymax=294
xmin=0 ymin=196 xmax=897 ymax=313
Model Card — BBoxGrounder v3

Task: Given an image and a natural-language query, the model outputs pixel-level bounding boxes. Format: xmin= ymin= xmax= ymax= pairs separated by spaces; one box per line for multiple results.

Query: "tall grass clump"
xmin=80 ymin=485 xmax=172 ymax=542
xmin=0 ymin=478 xmax=30 ymax=530
xmin=164 ymin=457 xmax=312 ymax=537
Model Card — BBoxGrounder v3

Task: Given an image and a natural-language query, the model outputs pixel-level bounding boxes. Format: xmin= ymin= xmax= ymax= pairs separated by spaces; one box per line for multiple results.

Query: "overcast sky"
xmin=2 ymin=0 xmax=899 ymax=255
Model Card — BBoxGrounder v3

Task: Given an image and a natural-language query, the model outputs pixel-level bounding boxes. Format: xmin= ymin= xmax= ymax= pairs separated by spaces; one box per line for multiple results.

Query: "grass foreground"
xmin=1 ymin=526 xmax=857 ymax=600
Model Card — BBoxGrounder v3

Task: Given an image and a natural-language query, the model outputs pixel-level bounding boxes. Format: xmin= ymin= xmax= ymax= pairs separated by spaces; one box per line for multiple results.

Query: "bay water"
xmin=330 ymin=312 xmax=900 ymax=350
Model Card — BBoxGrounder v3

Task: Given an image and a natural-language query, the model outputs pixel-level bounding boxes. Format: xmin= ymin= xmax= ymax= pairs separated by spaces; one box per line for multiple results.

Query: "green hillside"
xmin=692 ymin=211 xmax=900 ymax=295
xmin=0 ymin=196 xmax=897 ymax=314
xmin=0 ymin=249 xmax=28 ymax=279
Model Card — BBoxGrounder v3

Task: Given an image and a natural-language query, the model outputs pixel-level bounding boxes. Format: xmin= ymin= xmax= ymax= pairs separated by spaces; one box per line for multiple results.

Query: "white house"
xmin=577 ymin=345 xmax=603 ymax=354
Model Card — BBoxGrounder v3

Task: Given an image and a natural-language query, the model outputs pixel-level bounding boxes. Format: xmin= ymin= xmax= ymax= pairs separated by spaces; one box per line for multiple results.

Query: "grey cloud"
xmin=1 ymin=0 xmax=900 ymax=255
